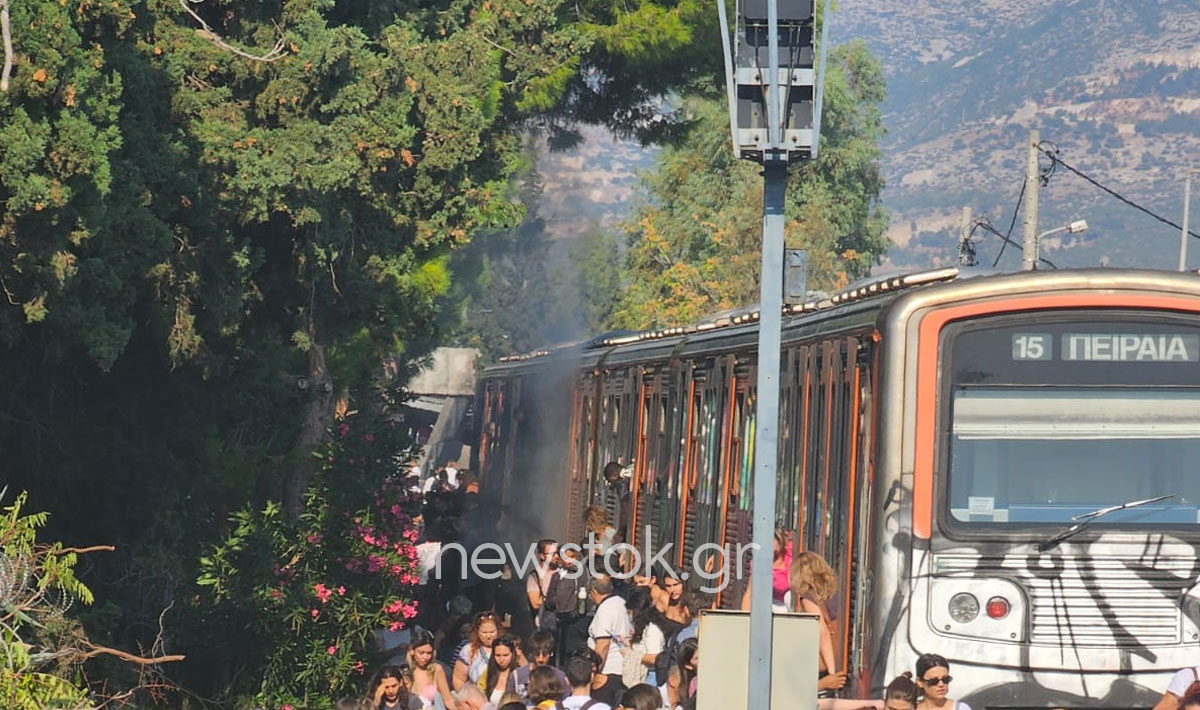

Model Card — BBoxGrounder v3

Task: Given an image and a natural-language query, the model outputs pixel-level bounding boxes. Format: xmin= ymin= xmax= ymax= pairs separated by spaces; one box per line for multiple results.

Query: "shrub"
xmin=0 ymin=491 xmax=95 ymax=710
xmin=197 ymin=412 xmax=422 ymax=709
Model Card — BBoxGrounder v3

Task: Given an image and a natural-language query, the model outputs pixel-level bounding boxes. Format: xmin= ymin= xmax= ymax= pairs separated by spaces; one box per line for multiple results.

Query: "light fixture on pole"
xmin=1036 ymin=219 xmax=1089 ymax=243
xmin=1180 ymin=168 xmax=1199 ymax=272
xmin=715 ymin=0 xmax=822 ymax=708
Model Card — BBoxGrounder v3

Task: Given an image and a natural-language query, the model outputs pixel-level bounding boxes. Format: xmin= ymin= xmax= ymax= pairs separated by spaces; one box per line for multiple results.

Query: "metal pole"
xmin=1181 ymin=171 xmax=1194 ymax=272
xmin=957 ymin=206 xmax=972 ymax=266
xmin=1021 ymin=130 xmax=1040 ymax=271
xmin=748 ymin=159 xmax=786 ymax=710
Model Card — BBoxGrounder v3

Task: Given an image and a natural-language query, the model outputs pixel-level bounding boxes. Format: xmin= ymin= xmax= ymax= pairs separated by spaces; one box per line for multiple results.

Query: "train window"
xmin=944 ymin=314 xmax=1200 ymax=528
xmin=948 ymin=387 xmax=1200 ymax=524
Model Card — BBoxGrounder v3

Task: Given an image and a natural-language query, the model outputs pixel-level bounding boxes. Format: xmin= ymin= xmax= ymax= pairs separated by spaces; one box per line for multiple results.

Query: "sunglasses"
xmin=922 ymin=675 xmax=952 ymax=686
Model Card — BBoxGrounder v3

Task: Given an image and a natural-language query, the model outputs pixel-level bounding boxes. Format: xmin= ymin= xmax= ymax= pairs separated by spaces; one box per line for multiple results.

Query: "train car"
xmin=474 ymin=267 xmax=1200 ymax=708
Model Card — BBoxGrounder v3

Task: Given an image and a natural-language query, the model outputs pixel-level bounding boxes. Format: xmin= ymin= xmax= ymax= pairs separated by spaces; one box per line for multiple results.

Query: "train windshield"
xmin=944 ymin=315 xmax=1200 ymax=526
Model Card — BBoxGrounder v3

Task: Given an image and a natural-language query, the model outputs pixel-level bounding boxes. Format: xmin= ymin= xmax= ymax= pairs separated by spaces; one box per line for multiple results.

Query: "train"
xmin=472 ymin=266 xmax=1200 ymax=708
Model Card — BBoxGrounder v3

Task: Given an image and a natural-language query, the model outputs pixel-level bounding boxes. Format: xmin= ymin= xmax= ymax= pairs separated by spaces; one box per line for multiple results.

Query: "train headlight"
xmin=948 ymin=592 xmax=980 ymax=623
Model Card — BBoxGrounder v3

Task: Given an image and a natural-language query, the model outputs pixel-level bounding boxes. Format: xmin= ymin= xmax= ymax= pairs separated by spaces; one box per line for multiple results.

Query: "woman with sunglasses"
xmin=408 ymin=629 xmax=454 ymax=709
xmin=453 ymin=611 xmax=501 ymax=689
xmin=915 ymin=654 xmax=971 ymax=710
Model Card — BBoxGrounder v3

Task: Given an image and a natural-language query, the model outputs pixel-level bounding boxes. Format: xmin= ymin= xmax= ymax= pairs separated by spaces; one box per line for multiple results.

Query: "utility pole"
xmin=1021 ymin=129 xmax=1041 ymax=271
xmin=718 ymin=0 xmax=818 ymax=707
xmin=957 ymin=206 xmax=973 ymax=266
xmin=1181 ymin=168 xmax=1197 ymax=271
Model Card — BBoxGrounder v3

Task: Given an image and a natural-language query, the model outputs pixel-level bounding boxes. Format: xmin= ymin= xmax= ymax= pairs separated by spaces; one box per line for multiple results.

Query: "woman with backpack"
xmin=620 ymin=586 xmax=666 ymax=687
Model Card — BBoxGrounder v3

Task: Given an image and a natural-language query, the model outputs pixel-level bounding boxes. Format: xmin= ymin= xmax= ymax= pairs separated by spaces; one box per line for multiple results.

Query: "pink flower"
xmin=311 ymin=608 xmax=320 ymax=619
xmin=337 ymin=586 xmax=346 ymax=596
xmin=284 ymin=704 xmax=294 ymax=710
xmin=314 ymin=584 xmax=333 ymax=604
xmin=270 ymin=589 xmax=283 ymax=601
xmin=389 ymin=621 xmax=404 ymax=631
xmin=352 ymin=661 xmax=365 ymax=674
xmin=327 ymin=645 xmax=338 ymax=655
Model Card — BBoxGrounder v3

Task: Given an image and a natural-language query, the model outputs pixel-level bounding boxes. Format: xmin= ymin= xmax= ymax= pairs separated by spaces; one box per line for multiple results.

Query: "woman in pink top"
xmin=739 ymin=529 xmax=792 ymax=611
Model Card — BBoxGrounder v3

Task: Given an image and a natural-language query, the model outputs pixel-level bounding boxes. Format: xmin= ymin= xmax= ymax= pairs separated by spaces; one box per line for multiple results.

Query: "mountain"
xmin=836 ymin=0 xmax=1200 ymax=269
xmin=534 ymin=0 xmax=1200 ymax=273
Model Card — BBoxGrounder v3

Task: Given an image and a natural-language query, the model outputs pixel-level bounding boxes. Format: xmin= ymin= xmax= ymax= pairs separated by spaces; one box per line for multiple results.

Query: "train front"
xmin=877 ymin=269 xmax=1200 ymax=709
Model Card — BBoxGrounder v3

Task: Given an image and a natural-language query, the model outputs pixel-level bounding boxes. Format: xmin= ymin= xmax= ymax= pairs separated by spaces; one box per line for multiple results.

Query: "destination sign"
xmin=1012 ymin=332 xmax=1200 ymax=362
xmin=1062 ymin=333 xmax=1199 ymax=362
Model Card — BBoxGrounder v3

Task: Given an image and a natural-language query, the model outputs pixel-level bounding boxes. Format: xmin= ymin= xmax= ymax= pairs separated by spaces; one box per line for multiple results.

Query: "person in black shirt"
xmin=573 ymin=646 xmax=624 ymax=706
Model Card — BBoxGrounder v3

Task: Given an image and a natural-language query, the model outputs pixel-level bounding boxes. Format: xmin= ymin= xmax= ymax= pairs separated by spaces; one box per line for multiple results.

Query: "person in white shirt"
xmin=1153 ymin=665 xmax=1200 ymax=710
xmin=586 ymin=576 xmax=630 ymax=679
xmin=621 ymin=586 xmax=665 ymax=686
xmin=561 ymin=656 xmax=611 ymax=710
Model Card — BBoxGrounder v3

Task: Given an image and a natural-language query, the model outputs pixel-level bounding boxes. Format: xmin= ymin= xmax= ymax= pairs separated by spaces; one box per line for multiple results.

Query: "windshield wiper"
xmin=1034 ymin=494 xmax=1174 ymax=553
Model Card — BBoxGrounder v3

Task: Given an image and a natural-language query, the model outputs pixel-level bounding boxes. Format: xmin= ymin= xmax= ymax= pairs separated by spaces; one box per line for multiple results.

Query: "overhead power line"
xmin=1037 ymin=143 xmax=1200 ymax=241
xmin=978 ymin=218 xmax=1057 ymax=269
xmin=991 ymin=180 xmax=1027 ymax=268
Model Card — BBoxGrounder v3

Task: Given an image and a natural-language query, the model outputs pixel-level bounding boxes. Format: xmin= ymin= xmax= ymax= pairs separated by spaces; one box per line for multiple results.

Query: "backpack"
xmin=554 ymin=700 xmax=602 ymax=710
xmin=551 ymin=571 xmax=584 ymax=622
xmin=653 ymin=629 xmax=680 ymax=682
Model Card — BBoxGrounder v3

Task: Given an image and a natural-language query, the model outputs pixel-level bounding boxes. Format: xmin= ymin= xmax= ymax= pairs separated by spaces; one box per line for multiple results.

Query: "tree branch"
xmin=55 ymin=545 xmax=116 ymax=555
xmin=179 ymin=0 xmax=287 ymax=63
xmin=0 ymin=0 xmax=12 ymax=92
xmin=76 ymin=642 xmax=185 ymax=666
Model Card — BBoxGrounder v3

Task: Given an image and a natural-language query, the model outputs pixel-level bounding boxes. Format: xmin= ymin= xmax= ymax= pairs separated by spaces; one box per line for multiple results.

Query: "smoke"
xmin=495 ymin=353 xmax=580 ymax=548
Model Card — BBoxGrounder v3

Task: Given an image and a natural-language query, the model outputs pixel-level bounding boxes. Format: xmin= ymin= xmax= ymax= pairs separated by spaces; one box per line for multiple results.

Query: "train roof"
xmin=486 ymin=267 xmax=960 ymax=372
xmin=483 ymin=266 xmax=1200 ymax=376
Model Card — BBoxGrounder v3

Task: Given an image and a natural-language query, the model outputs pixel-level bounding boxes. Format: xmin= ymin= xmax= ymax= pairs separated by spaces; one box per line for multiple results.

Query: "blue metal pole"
xmin=747 ymin=159 xmax=787 ymax=710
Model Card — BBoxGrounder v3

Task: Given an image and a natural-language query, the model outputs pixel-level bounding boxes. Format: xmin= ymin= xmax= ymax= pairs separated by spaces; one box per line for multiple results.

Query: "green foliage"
xmin=570 ymin=227 xmax=622 ymax=334
xmin=194 ymin=412 xmax=422 ymax=708
xmin=0 ymin=0 xmax=763 ymax=704
xmin=611 ymin=40 xmax=890 ymax=329
xmin=0 ymin=492 xmax=95 ymax=710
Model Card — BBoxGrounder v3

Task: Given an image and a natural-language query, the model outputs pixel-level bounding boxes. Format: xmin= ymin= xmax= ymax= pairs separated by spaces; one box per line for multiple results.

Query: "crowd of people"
xmin=338 ymin=457 xmax=1200 ymax=710
xmin=312 ymin=455 xmax=990 ymax=710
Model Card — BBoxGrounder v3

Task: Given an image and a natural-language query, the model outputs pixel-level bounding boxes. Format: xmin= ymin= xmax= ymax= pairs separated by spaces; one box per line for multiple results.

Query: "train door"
xmin=679 ymin=356 xmax=733 ymax=576
xmin=657 ymin=360 xmax=691 ymax=569
xmin=479 ymin=377 xmax=510 ymax=488
xmin=796 ymin=335 xmax=876 ymax=674
xmin=590 ymin=366 xmax=638 ymax=536
xmin=630 ymin=366 xmax=669 ymax=561
xmin=566 ymin=372 xmax=596 ymax=542
xmin=717 ymin=355 xmax=755 ymax=607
